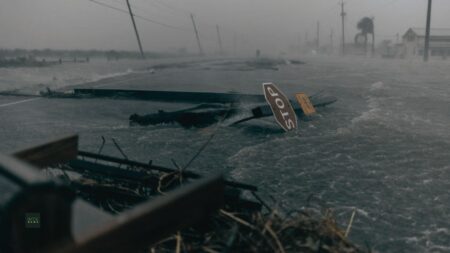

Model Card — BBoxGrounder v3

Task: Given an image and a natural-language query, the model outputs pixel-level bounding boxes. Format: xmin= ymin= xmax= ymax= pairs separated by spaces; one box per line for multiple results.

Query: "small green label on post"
xmin=25 ymin=213 xmax=40 ymax=228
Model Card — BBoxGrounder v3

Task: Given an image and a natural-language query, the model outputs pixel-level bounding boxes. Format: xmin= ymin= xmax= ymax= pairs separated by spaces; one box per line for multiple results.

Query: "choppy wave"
xmin=0 ymin=59 xmax=151 ymax=94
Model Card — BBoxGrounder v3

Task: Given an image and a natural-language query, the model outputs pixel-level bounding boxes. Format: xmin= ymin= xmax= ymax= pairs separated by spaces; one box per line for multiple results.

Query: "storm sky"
xmin=1 ymin=0 xmax=450 ymax=54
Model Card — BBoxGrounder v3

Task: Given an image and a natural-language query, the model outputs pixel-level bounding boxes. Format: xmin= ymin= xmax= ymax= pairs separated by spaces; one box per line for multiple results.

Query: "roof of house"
xmin=405 ymin=28 xmax=450 ymax=37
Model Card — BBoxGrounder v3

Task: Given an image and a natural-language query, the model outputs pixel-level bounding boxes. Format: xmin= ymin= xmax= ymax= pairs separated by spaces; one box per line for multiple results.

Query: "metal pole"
xmin=125 ymin=0 xmax=145 ymax=59
xmin=424 ymin=0 xmax=432 ymax=62
xmin=216 ymin=25 xmax=223 ymax=55
xmin=190 ymin=13 xmax=204 ymax=56
xmin=340 ymin=0 xmax=346 ymax=55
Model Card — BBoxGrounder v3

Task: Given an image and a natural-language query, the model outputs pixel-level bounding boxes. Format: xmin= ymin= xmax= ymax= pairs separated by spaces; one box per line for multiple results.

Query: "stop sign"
xmin=262 ymin=83 xmax=298 ymax=131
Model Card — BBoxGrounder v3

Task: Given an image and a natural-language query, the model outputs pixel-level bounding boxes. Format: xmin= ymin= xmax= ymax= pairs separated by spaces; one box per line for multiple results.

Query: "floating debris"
xmin=0 ymin=136 xmax=365 ymax=253
xmin=129 ymin=83 xmax=337 ymax=131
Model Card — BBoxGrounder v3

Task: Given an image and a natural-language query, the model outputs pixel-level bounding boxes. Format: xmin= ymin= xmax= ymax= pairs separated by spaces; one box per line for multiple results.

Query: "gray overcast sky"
xmin=1 ymin=0 xmax=449 ymax=54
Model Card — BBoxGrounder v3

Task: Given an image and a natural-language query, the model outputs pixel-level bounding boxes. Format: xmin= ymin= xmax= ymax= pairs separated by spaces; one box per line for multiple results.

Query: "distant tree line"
xmin=0 ymin=48 xmax=190 ymax=61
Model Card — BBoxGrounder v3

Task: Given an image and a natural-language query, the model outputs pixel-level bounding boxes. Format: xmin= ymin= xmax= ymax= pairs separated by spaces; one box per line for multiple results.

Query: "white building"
xmin=403 ymin=28 xmax=450 ymax=59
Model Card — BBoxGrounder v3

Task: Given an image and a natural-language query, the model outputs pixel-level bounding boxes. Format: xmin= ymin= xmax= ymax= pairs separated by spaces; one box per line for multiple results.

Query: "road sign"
xmin=295 ymin=93 xmax=316 ymax=116
xmin=262 ymin=83 xmax=297 ymax=131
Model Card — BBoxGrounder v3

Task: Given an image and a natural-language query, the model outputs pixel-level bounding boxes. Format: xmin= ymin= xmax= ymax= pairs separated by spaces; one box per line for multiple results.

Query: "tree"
xmin=355 ymin=17 xmax=375 ymax=56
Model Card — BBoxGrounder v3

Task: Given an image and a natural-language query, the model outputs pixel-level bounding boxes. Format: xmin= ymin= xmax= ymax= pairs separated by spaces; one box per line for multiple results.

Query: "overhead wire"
xmin=90 ymin=0 xmax=220 ymax=49
xmin=151 ymin=0 xmax=191 ymax=15
xmin=90 ymin=0 xmax=272 ymax=53
xmin=88 ymin=0 xmax=191 ymax=31
xmin=146 ymin=0 xmax=260 ymax=49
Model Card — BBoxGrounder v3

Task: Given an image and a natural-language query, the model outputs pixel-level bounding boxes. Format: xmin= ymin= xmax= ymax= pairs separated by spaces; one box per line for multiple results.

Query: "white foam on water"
xmin=0 ymin=59 xmax=151 ymax=93
xmin=350 ymin=96 xmax=382 ymax=125
xmin=370 ymin=81 xmax=385 ymax=91
xmin=89 ymin=68 xmax=134 ymax=83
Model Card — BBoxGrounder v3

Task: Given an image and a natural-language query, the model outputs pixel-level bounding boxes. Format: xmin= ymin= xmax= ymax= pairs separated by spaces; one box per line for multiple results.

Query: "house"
xmin=402 ymin=28 xmax=450 ymax=59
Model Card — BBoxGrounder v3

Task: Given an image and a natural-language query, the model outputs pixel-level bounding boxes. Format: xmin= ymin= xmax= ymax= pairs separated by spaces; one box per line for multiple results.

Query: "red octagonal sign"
xmin=262 ymin=83 xmax=298 ymax=131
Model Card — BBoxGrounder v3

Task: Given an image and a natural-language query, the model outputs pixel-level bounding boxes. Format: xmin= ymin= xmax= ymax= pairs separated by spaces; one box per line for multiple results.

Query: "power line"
xmin=104 ymin=0 xmax=259 ymax=52
xmin=151 ymin=0 xmax=191 ymax=15
xmin=88 ymin=0 xmax=190 ymax=31
xmin=108 ymin=0 xmax=193 ymax=30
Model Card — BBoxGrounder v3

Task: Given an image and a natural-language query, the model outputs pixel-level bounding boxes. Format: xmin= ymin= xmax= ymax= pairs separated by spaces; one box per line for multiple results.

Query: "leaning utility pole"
xmin=125 ymin=0 xmax=145 ymax=59
xmin=190 ymin=13 xmax=204 ymax=56
xmin=216 ymin=25 xmax=224 ymax=55
xmin=340 ymin=0 xmax=346 ymax=55
xmin=424 ymin=0 xmax=432 ymax=62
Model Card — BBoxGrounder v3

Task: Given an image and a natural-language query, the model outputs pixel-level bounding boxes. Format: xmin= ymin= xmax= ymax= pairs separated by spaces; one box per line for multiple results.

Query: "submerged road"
xmin=0 ymin=57 xmax=449 ymax=252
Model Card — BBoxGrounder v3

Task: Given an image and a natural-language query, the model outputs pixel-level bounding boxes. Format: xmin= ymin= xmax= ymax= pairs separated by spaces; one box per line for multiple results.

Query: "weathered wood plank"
xmin=13 ymin=135 xmax=78 ymax=168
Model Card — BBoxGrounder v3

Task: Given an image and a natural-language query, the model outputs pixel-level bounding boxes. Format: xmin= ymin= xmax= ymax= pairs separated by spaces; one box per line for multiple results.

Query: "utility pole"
xmin=330 ymin=29 xmax=334 ymax=54
xmin=298 ymin=33 xmax=302 ymax=57
xmin=371 ymin=17 xmax=375 ymax=57
xmin=316 ymin=21 xmax=320 ymax=51
xmin=424 ymin=0 xmax=432 ymax=62
xmin=216 ymin=25 xmax=224 ymax=55
xmin=126 ymin=0 xmax=145 ymax=59
xmin=305 ymin=31 xmax=309 ymax=46
xmin=340 ymin=0 xmax=346 ymax=55
xmin=190 ymin=13 xmax=204 ymax=56
xmin=233 ymin=32 xmax=237 ymax=56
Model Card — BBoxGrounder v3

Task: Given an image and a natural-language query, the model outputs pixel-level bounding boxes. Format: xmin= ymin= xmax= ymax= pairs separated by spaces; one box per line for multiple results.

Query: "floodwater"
xmin=0 ymin=56 xmax=449 ymax=252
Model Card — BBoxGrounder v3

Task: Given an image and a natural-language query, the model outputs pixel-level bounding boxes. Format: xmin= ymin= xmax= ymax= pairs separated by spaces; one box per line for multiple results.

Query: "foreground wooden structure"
xmin=56 ymin=176 xmax=224 ymax=253
xmin=1 ymin=135 xmax=258 ymax=253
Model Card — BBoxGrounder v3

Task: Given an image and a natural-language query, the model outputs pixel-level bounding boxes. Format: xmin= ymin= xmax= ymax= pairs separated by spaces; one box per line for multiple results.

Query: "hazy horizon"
xmin=1 ymin=0 xmax=449 ymax=55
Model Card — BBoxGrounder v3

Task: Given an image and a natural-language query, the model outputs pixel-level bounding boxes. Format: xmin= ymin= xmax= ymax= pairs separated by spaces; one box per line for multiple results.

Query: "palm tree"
xmin=356 ymin=17 xmax=375 ymax=56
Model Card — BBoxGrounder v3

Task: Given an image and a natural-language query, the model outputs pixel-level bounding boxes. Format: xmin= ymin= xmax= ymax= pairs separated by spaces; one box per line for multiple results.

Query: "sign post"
xmin=262 ymin=83 xmax=297 ymax=131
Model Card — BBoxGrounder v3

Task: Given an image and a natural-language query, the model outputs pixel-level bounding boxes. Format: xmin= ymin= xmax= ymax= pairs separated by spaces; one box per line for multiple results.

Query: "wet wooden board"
xmin=13 ymin=135 xmax=78 ymax=168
